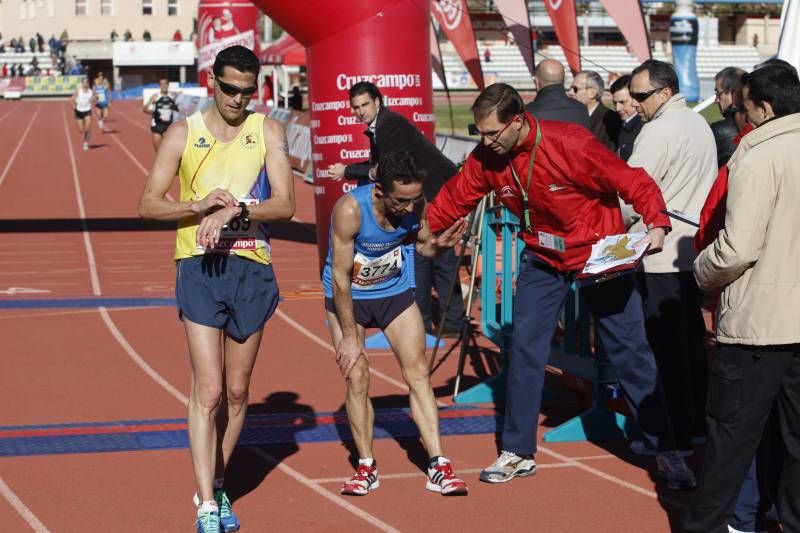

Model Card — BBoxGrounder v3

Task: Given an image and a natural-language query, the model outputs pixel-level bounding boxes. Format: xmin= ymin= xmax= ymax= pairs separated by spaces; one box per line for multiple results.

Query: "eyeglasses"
xmin=714 ymin=87 xmax=727 ymax=97
xmin=568 ymin=85 xmax=587 ymax=93
xmin=630 ymin=87 xmax=664 ymax=103
xmin=216 ymin=78 xmax=258 ymax=98
xmin=391 ymin=194 xmax=425 ymax=210
xmin=469 ymin=114 xmax=521 ymax=142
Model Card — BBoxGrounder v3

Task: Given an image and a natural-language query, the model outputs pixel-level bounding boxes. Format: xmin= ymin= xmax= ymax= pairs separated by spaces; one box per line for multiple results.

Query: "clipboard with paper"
xmin=577 ymin=232 xmax=649 ymax=284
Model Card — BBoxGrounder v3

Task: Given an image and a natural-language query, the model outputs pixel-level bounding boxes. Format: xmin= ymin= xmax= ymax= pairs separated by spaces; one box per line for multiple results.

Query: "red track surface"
xmin=0 ymin=99 xmax=699 ymax=532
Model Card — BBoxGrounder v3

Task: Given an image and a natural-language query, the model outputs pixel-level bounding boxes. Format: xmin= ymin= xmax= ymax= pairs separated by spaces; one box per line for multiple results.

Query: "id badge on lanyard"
xmin=508 ymin=116 xmax=542 ymax=234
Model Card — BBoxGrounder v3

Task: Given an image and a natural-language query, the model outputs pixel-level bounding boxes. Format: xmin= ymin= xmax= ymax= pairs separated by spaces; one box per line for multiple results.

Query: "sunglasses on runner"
xmin=216 ymin=78 xmax=258 ymax=98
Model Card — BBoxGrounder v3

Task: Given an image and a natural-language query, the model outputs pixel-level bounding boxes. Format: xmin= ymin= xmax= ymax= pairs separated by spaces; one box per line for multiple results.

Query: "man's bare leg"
xmin=184 ymin=318 xmax=224 ymax=503
xmin=326 ymin=311 xmax=372 ymax=459
xmin=382 ymin=303 xmax=442 ymax=457
xmin=214 ymin=329 xmax=264 ymax=478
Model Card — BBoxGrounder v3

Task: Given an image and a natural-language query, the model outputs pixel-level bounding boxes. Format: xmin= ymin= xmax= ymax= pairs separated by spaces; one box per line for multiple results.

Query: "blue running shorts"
xmin=176 ymin=255 xmax=279 ymax=340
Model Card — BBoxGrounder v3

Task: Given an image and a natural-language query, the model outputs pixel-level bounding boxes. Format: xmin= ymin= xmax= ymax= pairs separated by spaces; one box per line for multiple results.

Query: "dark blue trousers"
xmin=502 ymin=253 xmax=676 ymax=455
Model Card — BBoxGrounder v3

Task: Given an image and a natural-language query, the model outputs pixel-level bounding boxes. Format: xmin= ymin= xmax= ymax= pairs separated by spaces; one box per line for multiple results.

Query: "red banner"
xmin=598 ymin=0 xmax=651 ymax=63
xmin=197 ymin=0 xmax=261 ymax=95
xmin=492 ymin=0 xmax=534 ymax=78
xmin=431 ymin=0 xmax=484 ymax=90
xmin=430 ymin=20 xmax=446 ymax=88
xmin=543 ymin=0 xmax=581 ymax=74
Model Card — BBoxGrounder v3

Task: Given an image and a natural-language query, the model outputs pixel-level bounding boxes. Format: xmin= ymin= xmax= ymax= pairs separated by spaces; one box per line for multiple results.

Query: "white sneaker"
xmin=479 ymin=450 xmax=536 ymax=483
xmin=82 ymin=142 xmax=89 ymax=151
xmin=630 ymin=440 xmax=692 ymax=457
xmin=656 ymin=450 xmax=697 ymax=490
xmin=426 ymin=457 xmax=468 ymax=495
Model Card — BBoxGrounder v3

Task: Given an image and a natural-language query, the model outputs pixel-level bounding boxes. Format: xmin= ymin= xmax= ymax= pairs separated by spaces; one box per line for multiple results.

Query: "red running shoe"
xmin=341 ymin=462 xmax=379 ymax=496
xmin=426 ymin=457 xmax=468 ymax=495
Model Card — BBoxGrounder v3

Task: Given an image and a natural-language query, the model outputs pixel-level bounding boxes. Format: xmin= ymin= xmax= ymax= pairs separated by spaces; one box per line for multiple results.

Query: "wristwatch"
xmin=237 ymin=201 xmax=249 ymax=221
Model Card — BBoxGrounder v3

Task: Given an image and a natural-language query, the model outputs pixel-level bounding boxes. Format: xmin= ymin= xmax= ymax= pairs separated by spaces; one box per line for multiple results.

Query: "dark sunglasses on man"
xmin=629 ymin=86 xmax=664 ymax=103
xmin=216 ymin=78 xmax=258 ymax=98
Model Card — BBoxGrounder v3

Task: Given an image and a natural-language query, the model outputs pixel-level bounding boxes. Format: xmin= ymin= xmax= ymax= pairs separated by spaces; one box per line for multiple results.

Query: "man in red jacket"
xmin=427 ymin=83 xmax=696 ymax=490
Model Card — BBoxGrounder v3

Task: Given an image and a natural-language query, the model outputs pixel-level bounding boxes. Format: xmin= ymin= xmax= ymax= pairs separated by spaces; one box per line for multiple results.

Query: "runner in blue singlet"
xmin=93 ymin=71 xmax=111 ymax=130
xmin=322 ymin=151 xmax=470 ymax=497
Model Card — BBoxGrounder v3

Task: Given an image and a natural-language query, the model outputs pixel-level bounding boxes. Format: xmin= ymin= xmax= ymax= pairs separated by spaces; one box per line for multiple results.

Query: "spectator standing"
xmin=124 ymin=29 xmax=133 ymax=42
xmin=110 ymin=29 xmax=119 ymax=42
xmin=684 ymin=63 xmax=800 ymax=533
xmin=625 ymin=59 xmax=717 ymax=456
xmin=143 ymin=30 xmax=152 ymax=42
xmin=525 ymin=59 xmax=590 ymax=128
xmin=609 ymin=75 xmax=643 ymax=162
xmin=711 ymin=67 xmax=746 ymax=168
xmin=484 ymin=47 xmax=492 ymax=63
xmin=173 ymin=29 xmax=184 ymax=41
xmin=59 ymin=29 xmax=68 ymax=42
xmin=28 ymin=37 xmax=36 ymax=53
xmin=568 ymin=70 xmax=621 ymax=150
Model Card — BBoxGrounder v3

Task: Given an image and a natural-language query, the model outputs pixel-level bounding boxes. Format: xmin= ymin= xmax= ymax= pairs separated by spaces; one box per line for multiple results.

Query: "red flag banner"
xmin=493 ymin=0 xmax=534 ymax=78
xmin=598 ymin=0 xmax=651 ymax=63
xmin=430 ymin=19 xmax=447 ymax=88
xmin=432 ymin=0 xmax=484 ymax=89
xmin=543 ymin=0 xmax=581 ymax=74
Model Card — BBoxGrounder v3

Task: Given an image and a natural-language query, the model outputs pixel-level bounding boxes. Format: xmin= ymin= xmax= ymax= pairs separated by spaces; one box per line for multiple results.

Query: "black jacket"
xmin=344 ymin=106 xmax=457 ymax=199
xmin=616 ymin=114 xmax=643 ymax=162
xmin=524 ymin=84 xmax=590 ymax=128
xmin=710 ymin=115 xmax=740 ymax=169
xmin=588 ymin=103 xmax=621 ymax=151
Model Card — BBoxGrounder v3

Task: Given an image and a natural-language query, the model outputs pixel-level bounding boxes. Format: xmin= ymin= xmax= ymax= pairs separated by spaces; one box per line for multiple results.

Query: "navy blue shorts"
xmin=325 ymin=289 xmax=415 ymax=330
xmin=176 ymin=255 xmax=279 ymax=340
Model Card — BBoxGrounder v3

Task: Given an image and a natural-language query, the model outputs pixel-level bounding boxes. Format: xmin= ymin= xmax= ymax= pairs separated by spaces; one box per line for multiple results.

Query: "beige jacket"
xmin=694 ymin=113 xmax=800 ymax=346
xmin=625 ymin=95 xmax=718 ymax=272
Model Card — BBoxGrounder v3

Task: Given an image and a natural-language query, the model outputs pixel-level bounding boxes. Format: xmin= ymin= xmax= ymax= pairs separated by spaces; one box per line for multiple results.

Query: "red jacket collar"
xmin=509 ymin=112 xmax=541 ymax=157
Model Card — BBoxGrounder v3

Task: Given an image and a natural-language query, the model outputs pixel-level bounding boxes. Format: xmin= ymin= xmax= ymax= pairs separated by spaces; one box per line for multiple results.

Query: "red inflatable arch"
xmin=249 ymin=0 xmax=435 ymax=268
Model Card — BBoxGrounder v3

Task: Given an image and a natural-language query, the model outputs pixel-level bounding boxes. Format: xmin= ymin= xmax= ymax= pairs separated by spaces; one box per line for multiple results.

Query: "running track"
xmin=0 ymin=99 xmax=704 ymax=532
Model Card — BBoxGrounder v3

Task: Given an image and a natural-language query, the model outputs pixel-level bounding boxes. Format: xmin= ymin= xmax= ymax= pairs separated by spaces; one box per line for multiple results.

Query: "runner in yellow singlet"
xmin=137 ymin=46 xmax=295 ymax=533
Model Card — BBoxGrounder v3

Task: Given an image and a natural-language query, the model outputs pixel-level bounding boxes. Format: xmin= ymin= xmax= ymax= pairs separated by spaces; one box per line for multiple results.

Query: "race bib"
xmin=97 ymin=91 xmax=106 ymax=102
xmin=158 ymin=108 xmax=173 ymax=122
xmin=200 ymin=198 xmax=265 ymax=254
xmin=352 ymin=247 xmax=402 ymax=288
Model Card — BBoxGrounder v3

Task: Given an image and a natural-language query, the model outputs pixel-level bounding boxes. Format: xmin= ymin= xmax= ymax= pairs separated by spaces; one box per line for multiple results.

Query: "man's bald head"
xmin=534 ymin=59 xmax=565 ymax=89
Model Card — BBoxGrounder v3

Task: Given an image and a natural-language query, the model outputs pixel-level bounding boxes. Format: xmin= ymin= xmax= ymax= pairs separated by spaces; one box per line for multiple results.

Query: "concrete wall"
xmin=0 ymin=0 xmax=198 ymax=42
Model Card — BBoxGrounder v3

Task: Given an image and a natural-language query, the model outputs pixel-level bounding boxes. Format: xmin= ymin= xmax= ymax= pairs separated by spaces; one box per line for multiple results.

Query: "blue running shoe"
xmin=196 ymin=509 xmax=221 ymax=533
xmin=215 ymin=490 xmax=240 ymax=532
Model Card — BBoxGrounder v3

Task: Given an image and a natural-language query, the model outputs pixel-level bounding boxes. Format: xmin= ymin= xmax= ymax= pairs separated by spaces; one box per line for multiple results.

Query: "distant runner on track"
xmin=71 ymin=77 xmax=95 ymax=151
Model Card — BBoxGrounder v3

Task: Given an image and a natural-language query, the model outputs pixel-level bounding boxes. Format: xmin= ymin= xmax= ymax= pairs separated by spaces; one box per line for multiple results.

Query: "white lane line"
xmin=308 ymin=454 xmax=618 ymax=483
xmin=0 ymin=307 xmax=152 ymax=321
xmin=0 ymin=477 xmax=50 ymax=532
xmin=0 ymin=106 xmax=41 ymax=188
xmin=247 ymin=448 xmax=401 ymax=533
xmin=103 ymin=110 xmax=175 ymax=202
xmin=62 ymin=108 xmax=101 ymax=295
xmin=537 ymin=446 xmax=685 ymax=508
xmin=60 ymin=107 xmax=402 ymax=533
xmin=0 ymin=105 xmax=20 ymax=123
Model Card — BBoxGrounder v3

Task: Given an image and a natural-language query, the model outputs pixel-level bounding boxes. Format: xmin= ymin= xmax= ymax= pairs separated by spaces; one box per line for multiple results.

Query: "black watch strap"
xmin=238 ymin=201 xmax=249 ymax=221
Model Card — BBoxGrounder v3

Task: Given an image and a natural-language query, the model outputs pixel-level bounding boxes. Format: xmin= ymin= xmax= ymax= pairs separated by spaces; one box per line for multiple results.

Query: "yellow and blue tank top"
xmin=322 ymin=184 xmax=418 ymax=300
xmin=174 ymin=111 xmax=271 ymax=265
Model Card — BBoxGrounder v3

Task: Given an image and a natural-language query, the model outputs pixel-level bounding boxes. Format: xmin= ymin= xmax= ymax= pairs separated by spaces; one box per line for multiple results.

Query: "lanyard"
xmin=508 ymin=116 xmax=542 ymax=233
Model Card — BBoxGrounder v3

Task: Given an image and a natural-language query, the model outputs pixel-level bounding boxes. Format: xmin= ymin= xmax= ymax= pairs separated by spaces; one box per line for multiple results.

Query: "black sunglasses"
xmin=630 ymin=87 xmax=663 ymax=103
xmin=216 ymin=78 xmax=258 ymax=98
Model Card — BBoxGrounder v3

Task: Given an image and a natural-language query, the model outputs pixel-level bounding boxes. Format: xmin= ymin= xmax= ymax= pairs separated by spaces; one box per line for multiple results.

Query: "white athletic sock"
xmin=197 ymin=500 xmax=218 ymax=514
xmin=213 ymin=478 xmax=224 ymax=490
xmin=358 ymin=457 xmax=374 ymax=467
